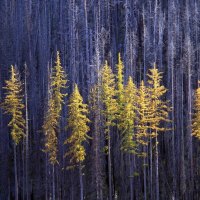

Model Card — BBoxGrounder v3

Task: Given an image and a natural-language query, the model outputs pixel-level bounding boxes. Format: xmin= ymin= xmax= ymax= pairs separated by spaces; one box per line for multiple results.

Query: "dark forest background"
xmin=0 ymin=0 xmax=200 ymax=199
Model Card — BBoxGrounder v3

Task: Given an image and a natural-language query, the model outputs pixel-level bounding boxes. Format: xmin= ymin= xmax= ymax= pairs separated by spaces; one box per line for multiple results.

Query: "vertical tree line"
xmin=0 ymin=0 xmax=200 ymax=199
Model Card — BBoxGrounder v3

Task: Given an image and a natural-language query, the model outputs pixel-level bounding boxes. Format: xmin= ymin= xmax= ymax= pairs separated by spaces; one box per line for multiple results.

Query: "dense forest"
xmin=0 ymin=0 xmax=200 ymax=200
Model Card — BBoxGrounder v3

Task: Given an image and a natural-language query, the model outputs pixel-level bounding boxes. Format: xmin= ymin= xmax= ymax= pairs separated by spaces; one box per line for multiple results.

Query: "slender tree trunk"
xmin=45 ymin=153 xmax=48 ymax=200
xmin=129 ymin=154 xmax=133 ymax=200
xmin=155 ymin=130 xmax=159 ymax=200
xmin=84 ymin=0 xmax=89 ymax=88
xmin=25 ymin=63 xmax=29 ymax=200
xmin=22 ymin=138 xmax=25 ymax=200
xmin=150 ymin=132 xmax=153 ymax=200
xmin=108 ymin=128 xmax=112 ymax=200
xmin=52 ymin=164 xmax=55 ymax=200
xmin=14 ymin=143 xmax=18 ymax=200
xmin=143 ymin=148 xmax=147 ymax=200
xmin=79 ymin=164 xmax=83 ymax=200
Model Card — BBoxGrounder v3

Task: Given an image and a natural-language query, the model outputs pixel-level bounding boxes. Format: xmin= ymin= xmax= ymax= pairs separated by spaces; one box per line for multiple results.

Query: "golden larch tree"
xmin=147 ymin=64 xmax=170 ymax=200
xmin=192 ymin=81 xmax=200 ymax=139
xmin=100 ymin=61 xmax=117 ymax=200
xmin=64 ymin=84 xmax=90 ymax=165
xmin=2 ymin=65 xmax=25 ymax=144
xmin=43 ymin=51 xmax=67 ymax=164
xmin=119 ymin=76 xmax=137 ymax=153
xmin=1 ymin=65 xmax=25 ymax=200
xmin=64 ymin=84 xmax=90 ymax=200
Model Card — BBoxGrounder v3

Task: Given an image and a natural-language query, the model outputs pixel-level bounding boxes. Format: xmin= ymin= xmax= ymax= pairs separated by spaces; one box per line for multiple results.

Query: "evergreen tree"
xmin=147 ymin=64 xmax=170 ymax=200
xmin=64 ymin=84 xmax=90 ymax=200
xmin=101 ymin=61 xmax=117 ymax=133
xmin=137 ymin=80 xmax=152 ymax=200
xmin=51 ymin=51 xmax=67 ymax=120
xmin=118 ymin=76 xmax=137 ymax=200
xmin=43 ymin=51 xmax=67 ymax=164
xmin=100 ymin=61 xmax=117 ymax=200
xmin=147 ymin=65 xmax=169 ymax=135
xmin=2 ymin=65 xmax=25 ymax=144
xmin=43 ymin=98 xmax=58 ymax=165
xmin=43 ymin=52 xmax=67 ymax=200
xmin=116 ymin=53 xmax=124 ymax=110
xmin=1 ymin=65 xmax=25 ymax=200
xmin=119 ymin=76 xmax=137 ymax=153
xmin=136 ymin=80 xmax=151 ymax=150
xmin=64 ymin=84 xmax=90 ymax=164
xmin=192 ymin=82 xmax=200 ymax=139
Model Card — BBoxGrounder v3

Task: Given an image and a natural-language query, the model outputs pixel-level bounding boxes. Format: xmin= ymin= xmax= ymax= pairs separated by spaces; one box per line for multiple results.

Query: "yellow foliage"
xmin=100 ymin=61 xmax=117 ymax=131
xmin=119 ymin=76 xmax=137 ymax=153
xmin=43 ymin=51 xmax=67 ymax=165
xmin=51 ymin=51 xmax=67 ymax=120
xmin=43 ymin=98 xmax=58 ymax=165
xmin=147 ymin=64 xmax=170 ymax=135
xmin=64 ymin=84 xmax=90 ymax=166
xmin=192 ymin=84 xmax=200 ymax=139
xmin=1 ymin=65 xmax=25 ymax=145
xmin=136 ymin=81 xmax=152 ymax=148
xmin=116 ymin=53 xmax=124 ymax=105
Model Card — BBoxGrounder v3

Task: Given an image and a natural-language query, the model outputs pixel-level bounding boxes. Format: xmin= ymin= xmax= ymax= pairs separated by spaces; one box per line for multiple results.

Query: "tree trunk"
xmin=143 ymin=148 xmax=147 ymax=200
xmin=79 ymin=164 xmax=83 ymax=200
xmin=52 ymin=164 xmax=55 ymax=200
xmin=129 ymin=154 xmax=133 ymax=200
xmin=150 ymin=131 xmax=153 ymax=200
xmin=25 ymin=63 xmax=29 ymax=200
xmin=14 ymin=143 xmax=18 ymax=200
xmin=108 ymin=128 xmax=112 ymax=200
xmin=155 ymin=130 xmax=159 ymax=200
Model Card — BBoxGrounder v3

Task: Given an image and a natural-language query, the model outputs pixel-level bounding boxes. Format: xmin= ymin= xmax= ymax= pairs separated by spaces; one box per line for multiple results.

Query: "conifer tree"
xmin=43 ymin=52 xmax=67 ymax=200
xmin=136 ymin=81 xmax=151 ymax=150
xmin=51 ymin=51 xmax=67 ymax=120
xmin=119 ymin=76 xmax=137 ymax=200
xmin=137 ymin=80 xmax=152 ymax=200
xmin=147 ymin=64 xmax=169 ymax=134
xmin=101 ymin=61 xmax=117 ymax=134
xmin=116 ymin=53 xmax=124 ymax=110
xmin=64 ymin=84 xmax=90 ymax=200
xmin=43 ymin=51 xmax=67 ymax=164
xmin=43 ymin=98 xmax=58 ymax=165
xmin=2 ymin=65 xmax=25 ymax=144
xmin=192 ymin=82 xmax=200 ymax=139
xmin=1 ymin=65 xmax=25 ymax=200
xmin=64 ymin=84 xmax=90 ymax=164
xmin=147 ymin=64 xmax=170 ymax=200
xmin=119 ymin=76 xmax=137 ymax=153
xmin=100 ymin=61 xmax=117 ymax=200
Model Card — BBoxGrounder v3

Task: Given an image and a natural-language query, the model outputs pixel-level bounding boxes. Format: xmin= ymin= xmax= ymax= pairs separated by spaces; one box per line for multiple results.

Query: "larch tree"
xmin=51 ymin=51 xmax=68 ymax=120
xmin=147 ymin=64 xmax=170 ymax=200
xmin=64 ymin=84 xmax=90 ymax=200
xmin=1 ymin=65 xmax=25 ymax=200
xmin=43 ymin=51 xmax=67 ymax=200
xmin=115 ymin=53 xmax=125 ymax=197
xmin=119 ymin=76 xmax=137 ymax=153
xmin=136 ymin=80 xmax=151 ymax=150
xmin=116 ymin=53 xmax=124 ymax=112
xmin=137 ymin=80 xmax=152 ymax=200
xmin=43 ymin=51 xmax=67 ymax=163
xmin=100 ymin=61 xmax=117 ymax=200
xmin=43 ymin=98 xmax=58 ymax=165
xmin=192 ymin=81 xmax=200 ymax=139
xmin=119 ymin=76 xmax=137 ymax=200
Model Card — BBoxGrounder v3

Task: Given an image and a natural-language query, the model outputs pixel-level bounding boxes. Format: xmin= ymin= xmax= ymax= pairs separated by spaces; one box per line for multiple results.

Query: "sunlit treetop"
xmin=2 ymin=65 xmax=25 ymax=144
